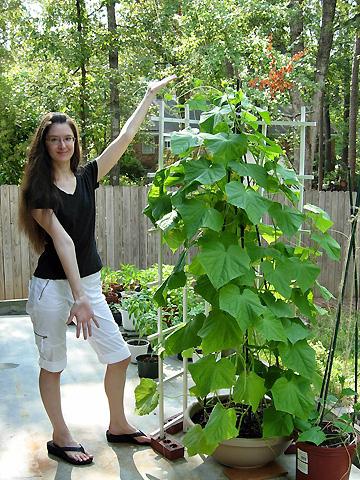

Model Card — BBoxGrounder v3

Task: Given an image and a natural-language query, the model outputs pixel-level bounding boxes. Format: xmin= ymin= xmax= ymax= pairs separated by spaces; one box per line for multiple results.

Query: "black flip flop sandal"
xmin=106 ymin=429 xmax=151 ymax=445
xmin=47 ymin=440 xmax=93 ymax=465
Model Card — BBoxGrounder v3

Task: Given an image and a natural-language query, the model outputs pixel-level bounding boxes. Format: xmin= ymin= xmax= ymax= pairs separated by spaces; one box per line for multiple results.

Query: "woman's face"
xmin=45 ymin=122 xmax=75 ymax=165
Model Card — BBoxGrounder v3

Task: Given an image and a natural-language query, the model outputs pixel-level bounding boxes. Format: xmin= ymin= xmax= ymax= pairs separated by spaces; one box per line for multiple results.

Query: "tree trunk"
xmin=348 ymin=33 xmax=360 ymax=185
xmin=289 ymin=0 xmax=304 ymax=114
xmin=323 ymin=100 xmax=334 ymax=173
xmin=308 ymin=0 xmax=337 ymax=175
xmin=318 ymin=95 xmax=324 ymax=190
xmin=75 ymin=0 xmax=88 ymax=160
xmin=106 ymin=0 xmax=121 ymax=185
xmin=288 ymin=0 xmax=304 ymax=173
xmin=341 ymin=66 xmax=350 ymax=166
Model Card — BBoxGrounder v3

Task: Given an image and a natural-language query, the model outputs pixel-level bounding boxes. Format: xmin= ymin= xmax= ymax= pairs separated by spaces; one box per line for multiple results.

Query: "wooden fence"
xmin=0 ymin=185 xmax=355 ymax=300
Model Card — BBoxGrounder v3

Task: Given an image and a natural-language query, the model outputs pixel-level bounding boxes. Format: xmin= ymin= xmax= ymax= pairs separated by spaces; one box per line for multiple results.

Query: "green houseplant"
xmin=136 ymin=86 xmax=341 ymax=466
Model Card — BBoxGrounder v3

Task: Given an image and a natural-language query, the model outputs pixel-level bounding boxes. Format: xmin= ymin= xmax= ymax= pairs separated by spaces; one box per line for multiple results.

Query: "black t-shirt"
xmin=34 ymin=160 xmax=102 ymax=279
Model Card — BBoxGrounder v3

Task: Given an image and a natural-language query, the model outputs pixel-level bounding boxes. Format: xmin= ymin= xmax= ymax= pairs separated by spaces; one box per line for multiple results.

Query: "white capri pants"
xmin=26 ymin=271 xmax=130 ymax=372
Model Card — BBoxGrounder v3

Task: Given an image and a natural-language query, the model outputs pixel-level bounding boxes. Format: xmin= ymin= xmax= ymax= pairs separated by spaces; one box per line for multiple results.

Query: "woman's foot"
xmin=107 ymin=424 xmax=151 ymax=445
xmin=51 ymin=433 xmax=93 ymax=463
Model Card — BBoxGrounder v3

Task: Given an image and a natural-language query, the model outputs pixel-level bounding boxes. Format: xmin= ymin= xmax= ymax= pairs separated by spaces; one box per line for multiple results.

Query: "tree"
xmin=308 ymin=0 xmax=337 ymax=175
xmin=106 ymin=0 xmax=121 ymax=184
xmin=348 ymin=31 xmax=360 ymax=183
xmin=75 ymin=0 xmax=89 ymax=159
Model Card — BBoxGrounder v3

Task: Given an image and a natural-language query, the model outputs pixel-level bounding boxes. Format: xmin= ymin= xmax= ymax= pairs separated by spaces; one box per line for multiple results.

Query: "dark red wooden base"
xmin=150 ymin=434 xmax=185 ymax=460
xmin=163 ymin=413 xmax=184 ymax=434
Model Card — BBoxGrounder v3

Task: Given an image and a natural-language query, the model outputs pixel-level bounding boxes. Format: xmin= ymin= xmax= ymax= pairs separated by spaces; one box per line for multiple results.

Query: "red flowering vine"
xmin=249 ymin=34 xmax=306 ymax=98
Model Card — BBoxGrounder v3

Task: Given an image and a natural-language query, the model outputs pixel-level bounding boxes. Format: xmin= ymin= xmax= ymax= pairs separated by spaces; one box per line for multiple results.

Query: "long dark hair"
xmin=19 ymin=112 xmax=82 ymax=253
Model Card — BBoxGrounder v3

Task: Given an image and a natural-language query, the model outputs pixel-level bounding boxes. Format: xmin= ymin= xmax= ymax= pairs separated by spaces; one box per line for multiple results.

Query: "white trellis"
xmin=147 ymin=100 xmax=316 ymax=438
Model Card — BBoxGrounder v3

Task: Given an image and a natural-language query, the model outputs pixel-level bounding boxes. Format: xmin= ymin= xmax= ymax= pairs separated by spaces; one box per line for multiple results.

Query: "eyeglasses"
xmin=46 ymin=136 xmax=75 ymax=145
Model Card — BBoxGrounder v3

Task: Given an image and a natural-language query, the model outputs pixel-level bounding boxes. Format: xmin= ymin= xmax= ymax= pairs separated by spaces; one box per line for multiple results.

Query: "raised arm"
xmin=96 ymin=75 xmax=176 ymax=181
xmin=31 ymin=209 xmax=99 ymax=339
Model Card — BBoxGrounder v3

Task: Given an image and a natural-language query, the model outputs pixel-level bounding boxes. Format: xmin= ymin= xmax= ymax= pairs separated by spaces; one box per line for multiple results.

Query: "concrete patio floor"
xmin=1 ymin=313 xmax=360 ymax=480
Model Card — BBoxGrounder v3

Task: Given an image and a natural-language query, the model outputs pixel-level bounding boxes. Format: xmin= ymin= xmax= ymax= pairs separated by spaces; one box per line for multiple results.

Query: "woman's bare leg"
xmin=105 ymin=357 xmax=150 ymax=443
xmin=39 ymin=368 xmax=92 ymax=462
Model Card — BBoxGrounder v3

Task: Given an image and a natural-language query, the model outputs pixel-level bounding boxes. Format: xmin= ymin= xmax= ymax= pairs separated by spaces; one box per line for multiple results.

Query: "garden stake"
xmin=347 ymin=170 xmax=359 ymax=414
xmin=318 ymin=178 xmax=360 ymax=420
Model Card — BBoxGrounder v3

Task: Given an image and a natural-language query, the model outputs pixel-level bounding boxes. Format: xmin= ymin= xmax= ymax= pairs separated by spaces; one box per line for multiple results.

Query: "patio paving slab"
xmin=1 ymin=314 xmax=359 ymax=480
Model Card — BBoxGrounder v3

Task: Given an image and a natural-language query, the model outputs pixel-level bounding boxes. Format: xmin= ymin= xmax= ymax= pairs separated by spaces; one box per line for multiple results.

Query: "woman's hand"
xmin=67 ymin=295 xmax=100 ymax=340
xmin=146 ymin=75 xmax=177 ymax=96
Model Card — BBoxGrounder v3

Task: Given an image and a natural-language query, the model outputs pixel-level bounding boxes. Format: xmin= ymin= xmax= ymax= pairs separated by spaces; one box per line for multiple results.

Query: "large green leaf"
xmin=233 ymin=371 xmax=267 ymax=412
xmin=278 ymin=340 xmax=316 ymax=379
xmin=268 ymin=202 xmax=304 ymax=237
xmin=282 ymin=318 xmax=311 ymax=344
xmin=229 ymin=162 xmax=272 ymax=189
xmin=164 ymin=163 xmax=185 ymax=187
xmin=262 ymin=260 xmax=293 ymax=298
xmin=271 ymin=376 xmax=314 ymax=419
xmin=226 ymin=181 xmax=271 ymax=224
xmin=262 ymin=407 xmax=294 ymax=437
xmin=311 ymin=231 xmax=341 ymax=261
xmin=219 ymin=285 xmax=266 ymax=330
xmin=280 ymin=184 xmax=300 ymax=204
xmin=201 ymin=132 xmax=248 ymax=163
xmin=165 ymin=314 xmax=205 ymax=356
xmin=134 ymin=378 xmax=159 ymax=415
xmin=187 ymin=93 xmax=211 ymax=112
xmin=274 ymin=164 xmax=299 ymax=185
xmin=297 ymin=426 xmax=327 ymax=446
xmin=197 ymin=233 xmax=251 ymax=289
xmin=261 ymin=292 xmax=293 ymax=317
xmin=163 ymin=227 xmax=186 ymax=252
xmin=170 ymin=129 xmax=202 ymax=156
xmin=154 ymin=252 xmax=187 ymax=306
xmin=183 ymin=424 xmax=219 ymax=456
xmin=184 ymin=158 xmax=226 ymax=185
xmin=145 ymin=190 xmax=172 ymax=223
xmin=315 ymin=281 xmax=335 ymax=301
xmin=177 ymin=199 xmax=223 ymax=238
xmin=194 ymin=275 xmax=219 ymax=307
xmin=188 ymin=355 xmax=236 ymax=397
xmin=156 ymin=210 xmax=178 ymax=232
xmin=188 ymin=255 xmax=206 ymax=276
xmin=257 ymin=223 xmax=283 ymax=244
xmin=245 ymin=244 xmax=281 ymax=262
xmin=291 ymin=289 xmax=317 ymax=319
xmin=199 ymin=104 xmax=232 ymax=134
xmin=203 ymin=403 xmax=238 ymax=444
xmin=198 ymin=310 xmax=243 ymax=353
xmin=254 ymin=312 xmax=288 ymax=343
xmin=304 ymin=204 xmax=333 ymax=233
xmin=288 ymin=257 xmax=320 ymax=292
xmin=233 ymin=268 xmax=257 ymax=287
xmin=249 ymin=135 xmax=283 ymax=159
xmin=256 ymin=107 xmax=271 ymax=125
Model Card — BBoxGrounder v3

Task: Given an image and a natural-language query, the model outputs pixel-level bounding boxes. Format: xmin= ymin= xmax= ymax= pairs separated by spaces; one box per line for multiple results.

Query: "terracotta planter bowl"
xmin=184 ymin=398 xmax=291 ymax=469
xmin=296 ymin=440 xmax=357 ymax=480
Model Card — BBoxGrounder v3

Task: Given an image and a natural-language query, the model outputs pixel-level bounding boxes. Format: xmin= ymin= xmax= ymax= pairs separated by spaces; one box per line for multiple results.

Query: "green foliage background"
xmin=0 ymin=0 xmax=358 ymax=184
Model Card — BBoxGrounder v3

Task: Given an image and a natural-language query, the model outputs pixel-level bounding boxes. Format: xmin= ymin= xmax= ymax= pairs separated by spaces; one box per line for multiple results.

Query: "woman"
xmin=18 ymin=75 xmax=176 ymax=466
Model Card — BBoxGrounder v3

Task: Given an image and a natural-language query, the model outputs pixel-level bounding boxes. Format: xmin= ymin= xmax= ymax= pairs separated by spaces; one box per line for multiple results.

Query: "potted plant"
xmin=122 ymin=290 xmax=155 ymax=361
xmin=135 ymin=86 xmax=341 ymax=467
xmin=119 ymin=295 xmax=137 ymax=331
xmin=137 ymin=352 xmax=159 ymax=379
xmin=295 ymin=391 xmax=358 ymax=480
xmin=127 ymin=338 xmax=150 ymax=364
xmin=101 ymin=266 xmax=122 ymax=302
xmin=109 ymin=302 xmax=123 ymax=327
